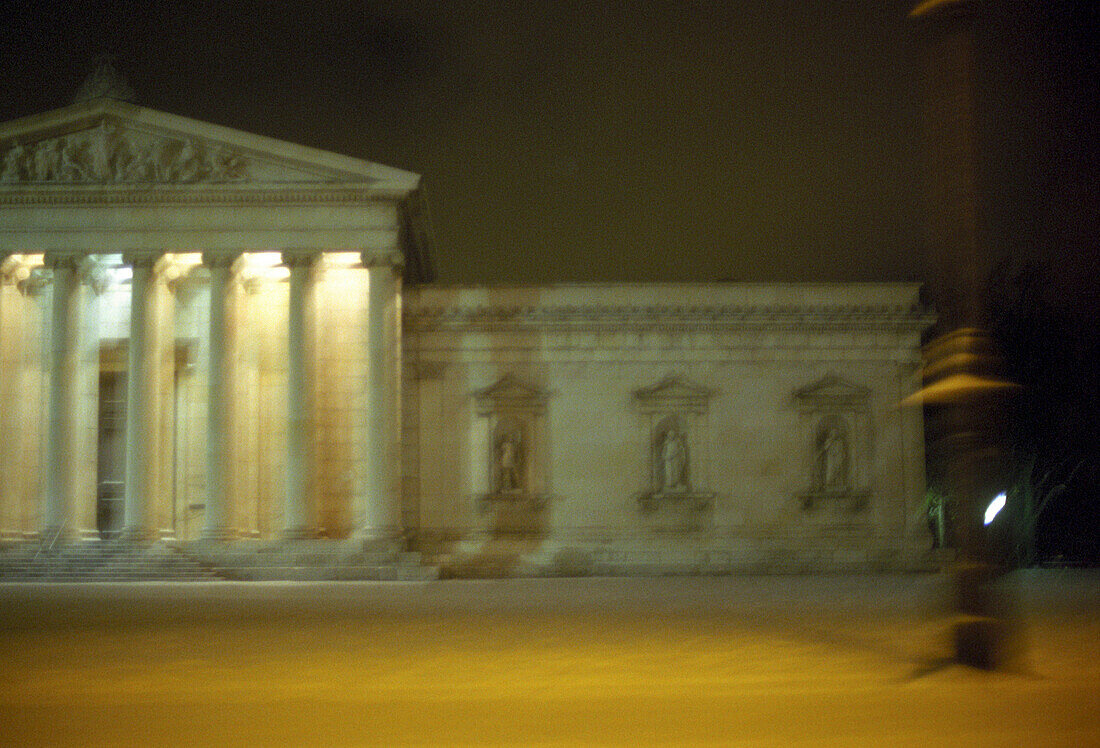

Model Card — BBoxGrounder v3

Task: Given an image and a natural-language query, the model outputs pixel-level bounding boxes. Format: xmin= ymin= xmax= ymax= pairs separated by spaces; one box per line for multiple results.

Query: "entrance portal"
xmin=96 ymin=364 xmax=126 ymax=538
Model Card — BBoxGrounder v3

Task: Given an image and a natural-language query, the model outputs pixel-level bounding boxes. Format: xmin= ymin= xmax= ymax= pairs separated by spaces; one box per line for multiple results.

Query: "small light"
xmin=246 ymin=252 xmax=283 ymax=269
xmin=171 ymin=252 xmax=203 ymax=269
xmin=984 ymin=492 xmax=1006 ymax=526
xmin=110 ymin=266 xmax=133 ymax=285
xmin=325 ymin=253 xmax=361 ymax=267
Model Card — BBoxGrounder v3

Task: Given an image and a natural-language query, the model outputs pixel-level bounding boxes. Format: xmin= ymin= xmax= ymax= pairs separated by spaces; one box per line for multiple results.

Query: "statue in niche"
xmin=656 ymin=423 xmax=689 ymax=494
xmin=814 ymin=418 xmax=849 ymax=493
xmin=495 ymin=431 xmax=524 ymax=494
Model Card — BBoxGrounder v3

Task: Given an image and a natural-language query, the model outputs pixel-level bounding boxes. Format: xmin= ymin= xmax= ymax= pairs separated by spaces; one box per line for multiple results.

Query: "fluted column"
xmin=282 ymin=250 xmax=318 ymax=539
xmin=0 ymin=254 xmax=21 ymax=538
xmin=121 ymin=252 xmax=163 ymax=540
xmin=42 ymin=252 xmax=84 ymax=541
xmin=202 ymin=252 xmax=240 ymax=540
xmin=356 ymin=255 xmax=402 ymax=543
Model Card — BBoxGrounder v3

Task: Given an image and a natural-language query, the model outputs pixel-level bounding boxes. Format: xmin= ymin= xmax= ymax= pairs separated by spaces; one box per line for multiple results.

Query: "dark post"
xmin=909 ymin=0 xmax=1018 ymax=668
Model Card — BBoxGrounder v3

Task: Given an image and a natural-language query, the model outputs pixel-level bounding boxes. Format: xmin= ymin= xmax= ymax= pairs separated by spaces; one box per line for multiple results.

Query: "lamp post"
xmin=909 ymin=0 xmax=1019 ymax=668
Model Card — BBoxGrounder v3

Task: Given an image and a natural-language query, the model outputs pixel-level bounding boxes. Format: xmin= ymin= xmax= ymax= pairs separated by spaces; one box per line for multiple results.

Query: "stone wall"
xmin=403 ymin=283 xmax=935 ymax=574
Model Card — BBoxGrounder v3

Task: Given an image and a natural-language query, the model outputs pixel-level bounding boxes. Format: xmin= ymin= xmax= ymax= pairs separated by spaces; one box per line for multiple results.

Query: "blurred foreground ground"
xmin=0 ymin=570 xmax=1097 ymax=746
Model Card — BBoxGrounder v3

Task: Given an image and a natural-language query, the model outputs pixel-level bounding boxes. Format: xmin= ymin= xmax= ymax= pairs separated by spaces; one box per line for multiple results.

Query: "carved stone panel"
xmin=1 ymin=120 xmax=250 ymax=185
xmin=794 ymin=374 xmax=872 ymax=513
xmin=633 ymin=376 xmax=714 ymax=514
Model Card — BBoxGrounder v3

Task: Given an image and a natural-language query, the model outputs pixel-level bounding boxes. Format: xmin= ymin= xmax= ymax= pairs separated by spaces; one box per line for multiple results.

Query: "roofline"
xmin=0 ymin=97 xmax=421 ymax=192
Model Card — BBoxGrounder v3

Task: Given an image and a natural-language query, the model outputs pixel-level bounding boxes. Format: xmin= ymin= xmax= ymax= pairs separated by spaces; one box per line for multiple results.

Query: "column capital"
xmin=121 ymin=250 xmax=166 ymax=268
xmin=361 ymin=249 xmax=404 ymax=271
xmin=1 ymin=253 xmax=27 ymax=284
xmin=280 ymin=249 xmax=321 ymax=268
xmin=43 ymin=251 xmax=85 ymax=270
xmin=201 ymin=251 xmax=242 ymax=269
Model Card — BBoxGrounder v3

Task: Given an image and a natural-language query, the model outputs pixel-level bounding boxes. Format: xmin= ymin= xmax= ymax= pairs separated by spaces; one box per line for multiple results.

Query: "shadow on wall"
xmin=439 ymin=496 xmax=548 ymax=578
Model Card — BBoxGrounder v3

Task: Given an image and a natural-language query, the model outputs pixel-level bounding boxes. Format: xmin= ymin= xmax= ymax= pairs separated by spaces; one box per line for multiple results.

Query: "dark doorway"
xmin=96 ymin=365 xmax=126 ymax=538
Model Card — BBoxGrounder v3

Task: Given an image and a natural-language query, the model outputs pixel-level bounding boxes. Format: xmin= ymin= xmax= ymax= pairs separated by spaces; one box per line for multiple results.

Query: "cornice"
xmin=0 ymin=184 xmax=411 ymax=207
xmin=405 ymin=303 xmax=936 ymax=334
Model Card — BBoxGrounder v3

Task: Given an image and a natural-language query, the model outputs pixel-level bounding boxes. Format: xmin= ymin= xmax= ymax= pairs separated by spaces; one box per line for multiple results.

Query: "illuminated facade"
xmin=0 ymin=97 xmax=934 ymax=575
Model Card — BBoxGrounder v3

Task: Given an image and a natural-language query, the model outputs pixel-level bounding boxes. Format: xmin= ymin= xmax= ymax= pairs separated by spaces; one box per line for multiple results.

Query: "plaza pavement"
xmin=0 ymin=570 xmax=1097 ymax=745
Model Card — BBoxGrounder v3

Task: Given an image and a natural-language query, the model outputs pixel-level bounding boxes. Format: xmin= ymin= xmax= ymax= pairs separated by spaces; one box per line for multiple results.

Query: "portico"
xmin=0 ymin=96 xmax=429 ymax=545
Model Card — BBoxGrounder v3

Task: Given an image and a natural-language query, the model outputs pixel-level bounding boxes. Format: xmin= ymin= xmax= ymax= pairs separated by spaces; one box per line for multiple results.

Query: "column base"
xmin=349 ymin=528 xmax=404 ymax=554
xmin=282 ymin=527 xmax=317 ymax=541
xmin=40 ymin=525 xmax=73 ymax=548
xmin=200 ymin=526 xmax=236 ymax=542
xmin=120 ymin=526 xmax=157 ymax=543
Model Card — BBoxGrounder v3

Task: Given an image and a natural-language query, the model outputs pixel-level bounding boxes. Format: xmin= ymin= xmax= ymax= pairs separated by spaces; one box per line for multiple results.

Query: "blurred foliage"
xmin=923 ymin=486 xmax=952 ymax=550
xmin=985 ymin=256 xmax=1100 ymax=565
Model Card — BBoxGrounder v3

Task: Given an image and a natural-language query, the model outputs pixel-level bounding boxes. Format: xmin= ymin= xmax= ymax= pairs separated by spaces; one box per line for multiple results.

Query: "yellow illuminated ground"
xmin=0 ymin=573 xmax=1097 ymax=745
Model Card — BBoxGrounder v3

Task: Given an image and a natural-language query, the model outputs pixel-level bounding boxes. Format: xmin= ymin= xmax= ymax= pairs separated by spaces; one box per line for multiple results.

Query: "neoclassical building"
xmin=0 ymin=93 xmax=934 ymax=576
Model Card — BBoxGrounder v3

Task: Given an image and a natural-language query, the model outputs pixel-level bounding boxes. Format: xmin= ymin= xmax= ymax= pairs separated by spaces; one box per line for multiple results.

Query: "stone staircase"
xmin=0 ymin=539 xmax=223 ymax=582
xmin=177 ymin=539 xmax=438 ymax=582
xmin=0 ymin=538 xmax=438 ymax=582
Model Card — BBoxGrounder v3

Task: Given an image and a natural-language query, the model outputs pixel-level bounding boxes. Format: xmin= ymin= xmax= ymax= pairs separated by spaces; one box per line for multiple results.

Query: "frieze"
xmin=0 ymin=185 xmax=401 ymax=206
xmin=405 ymin=303 xmax=934 ymax=333
xmin=1 ymin=120 xmax=249 ymax=186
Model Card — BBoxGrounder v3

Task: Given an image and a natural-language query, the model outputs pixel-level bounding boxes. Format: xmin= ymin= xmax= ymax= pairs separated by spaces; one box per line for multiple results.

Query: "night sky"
xmin=2 ymin=0 xmax=1094 ymax=294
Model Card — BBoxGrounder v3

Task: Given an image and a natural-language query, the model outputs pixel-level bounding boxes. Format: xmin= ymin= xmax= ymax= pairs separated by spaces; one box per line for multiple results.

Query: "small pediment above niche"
xmin=633 ymin=376 xmax=713 ymax=415
xmin=793 ymin=374 xmax=870 ymax=411
xmin=474 ymin=374 xmax=549 ymax=416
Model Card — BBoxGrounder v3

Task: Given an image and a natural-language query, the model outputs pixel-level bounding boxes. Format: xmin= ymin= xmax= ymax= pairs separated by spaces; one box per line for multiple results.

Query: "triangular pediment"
xmin=794 ymin=374 xmax=870 ymax=408
xmin=634 ymin=376 xmax=713 ymax=414
xmin=0 ymin=98 xmax=419 ymax=189
xmin=474 ymin=374 xmax=549 ymax=414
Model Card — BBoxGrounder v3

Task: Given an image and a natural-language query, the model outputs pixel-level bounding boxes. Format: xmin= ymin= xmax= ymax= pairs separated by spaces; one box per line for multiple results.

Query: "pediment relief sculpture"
xmin=1 ymin=121 xmax=249 ymax=185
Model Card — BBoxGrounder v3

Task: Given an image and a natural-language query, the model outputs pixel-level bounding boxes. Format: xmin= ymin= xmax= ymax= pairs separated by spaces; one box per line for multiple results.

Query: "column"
xmin=42 ymin=252 xmax=83 ymax=542
xmin=121 ymin=252 xmax=163 ymax=540
xmin=356 ymin=255 xmax=402 ymax=543
xmin=282 ymin=250 xmax=318 ymax=538
xmin=202 ymin=252 xmax=239 ymax=540
xmin=0 ymin=254 xmax=20 ymax=537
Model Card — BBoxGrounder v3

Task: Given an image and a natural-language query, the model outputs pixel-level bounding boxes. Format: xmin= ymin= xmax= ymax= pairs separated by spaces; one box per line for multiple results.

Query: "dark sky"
xmin=0 ymin=0 xmax=1096 ymax=294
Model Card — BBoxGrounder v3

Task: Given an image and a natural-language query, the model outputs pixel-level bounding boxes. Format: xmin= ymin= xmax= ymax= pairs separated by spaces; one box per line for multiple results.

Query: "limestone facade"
xmin=0 ymin=97 xmax=934 ymax=574
xmin=403 ymin=284 xmax=934 ymax=573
